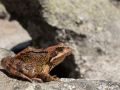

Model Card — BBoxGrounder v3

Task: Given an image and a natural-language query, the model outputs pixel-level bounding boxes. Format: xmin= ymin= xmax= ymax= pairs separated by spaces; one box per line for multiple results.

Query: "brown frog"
xmin=1 ymin=43 xmax=71 ymax=82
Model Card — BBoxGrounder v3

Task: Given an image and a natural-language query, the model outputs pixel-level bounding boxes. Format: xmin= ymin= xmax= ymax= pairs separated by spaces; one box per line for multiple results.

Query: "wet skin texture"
xmin=1 ymin=43 xmax=72 ymax=82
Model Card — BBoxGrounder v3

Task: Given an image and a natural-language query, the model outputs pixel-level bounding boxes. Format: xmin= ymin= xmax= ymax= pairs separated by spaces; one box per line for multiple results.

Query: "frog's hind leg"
xmin=8 ymin=68 xmax=33 ymax=82
xmin=39 ymin=73 xmax=60 ymax=82
xmin=17 ymin=73 xmax=33 ymax=82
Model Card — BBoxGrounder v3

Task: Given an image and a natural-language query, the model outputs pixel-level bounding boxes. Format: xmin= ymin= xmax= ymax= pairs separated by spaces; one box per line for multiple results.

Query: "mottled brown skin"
xmin=1 ymin=43 xmax=71 ymax=82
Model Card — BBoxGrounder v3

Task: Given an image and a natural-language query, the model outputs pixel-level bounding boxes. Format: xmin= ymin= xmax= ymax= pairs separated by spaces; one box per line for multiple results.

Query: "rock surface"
xmin=0 ymin=72 xmax=120 ymax=90
xmin=0 ymin=2 xmax=10 ymax=19
xmin=40 ymin=0 xmax=120 ymax=34
xmin=0 ymin=20 xmax=31 ymax=50
xmin=110 ymin=0 xmax=120 ymax=8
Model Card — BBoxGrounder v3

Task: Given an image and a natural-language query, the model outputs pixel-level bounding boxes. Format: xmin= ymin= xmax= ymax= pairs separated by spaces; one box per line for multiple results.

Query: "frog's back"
xmin=16 ymin=51 xmax=50 ymax=64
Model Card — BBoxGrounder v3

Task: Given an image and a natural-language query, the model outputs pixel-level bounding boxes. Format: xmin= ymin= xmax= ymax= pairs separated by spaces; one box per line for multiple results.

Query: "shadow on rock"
xmin=50 ymin=54 xmax=81 ymax=79
xmin=11 ymin=41 xmax=32 ymax=53
xmin=1 ymin=0 xmax=58 ymax=40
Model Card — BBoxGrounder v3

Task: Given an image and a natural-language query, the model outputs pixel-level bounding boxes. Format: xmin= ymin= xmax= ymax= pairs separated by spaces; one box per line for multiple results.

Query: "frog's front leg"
xmin=39 ymin=73 xmax=60 ymax=82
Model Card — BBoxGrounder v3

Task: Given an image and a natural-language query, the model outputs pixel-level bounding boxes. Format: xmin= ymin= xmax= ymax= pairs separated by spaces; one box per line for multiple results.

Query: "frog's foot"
xmin=39 ymin=74 xmax=60 ymax=82
xmin=52 ymin=75 xmax=60 ymax=80
xmin=32 ymin=78 xmax=43 ymax=83
xmin=17 ymin=73 xmax=33 ymax=82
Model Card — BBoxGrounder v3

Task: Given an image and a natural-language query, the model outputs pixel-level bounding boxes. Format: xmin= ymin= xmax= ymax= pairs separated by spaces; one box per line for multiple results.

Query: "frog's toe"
xmin=52 ymin=75 xmax=59 ymax=80
xmin=32 ymin=78 xmax=43 ymax=83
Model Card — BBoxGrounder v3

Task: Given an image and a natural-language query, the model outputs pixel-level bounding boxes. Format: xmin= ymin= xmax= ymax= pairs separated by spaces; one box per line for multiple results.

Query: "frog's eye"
xmin=56 ymin=47 xmax=64 ymax=52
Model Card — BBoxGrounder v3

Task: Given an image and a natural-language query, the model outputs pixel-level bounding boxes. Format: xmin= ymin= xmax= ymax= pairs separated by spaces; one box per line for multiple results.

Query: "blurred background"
xmin=0 ymin=0 xmax=120 ymax=89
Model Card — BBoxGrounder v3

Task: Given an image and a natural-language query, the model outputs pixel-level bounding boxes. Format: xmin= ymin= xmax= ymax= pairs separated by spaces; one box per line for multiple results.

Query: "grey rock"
xmin=110 ymin=0 xmax=120 ymax=8
xmin=0 ymin=72 xmax=120 ymax=90
xmin=0 ymin=20 xmax=32 ymax=50
xmin=0 ymin=2 xmax=10 ymax=19
xmin=0 ymin=48 xmax=15 ymax=60
xmin=39 ymin=0 xmax=120 ymax=34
